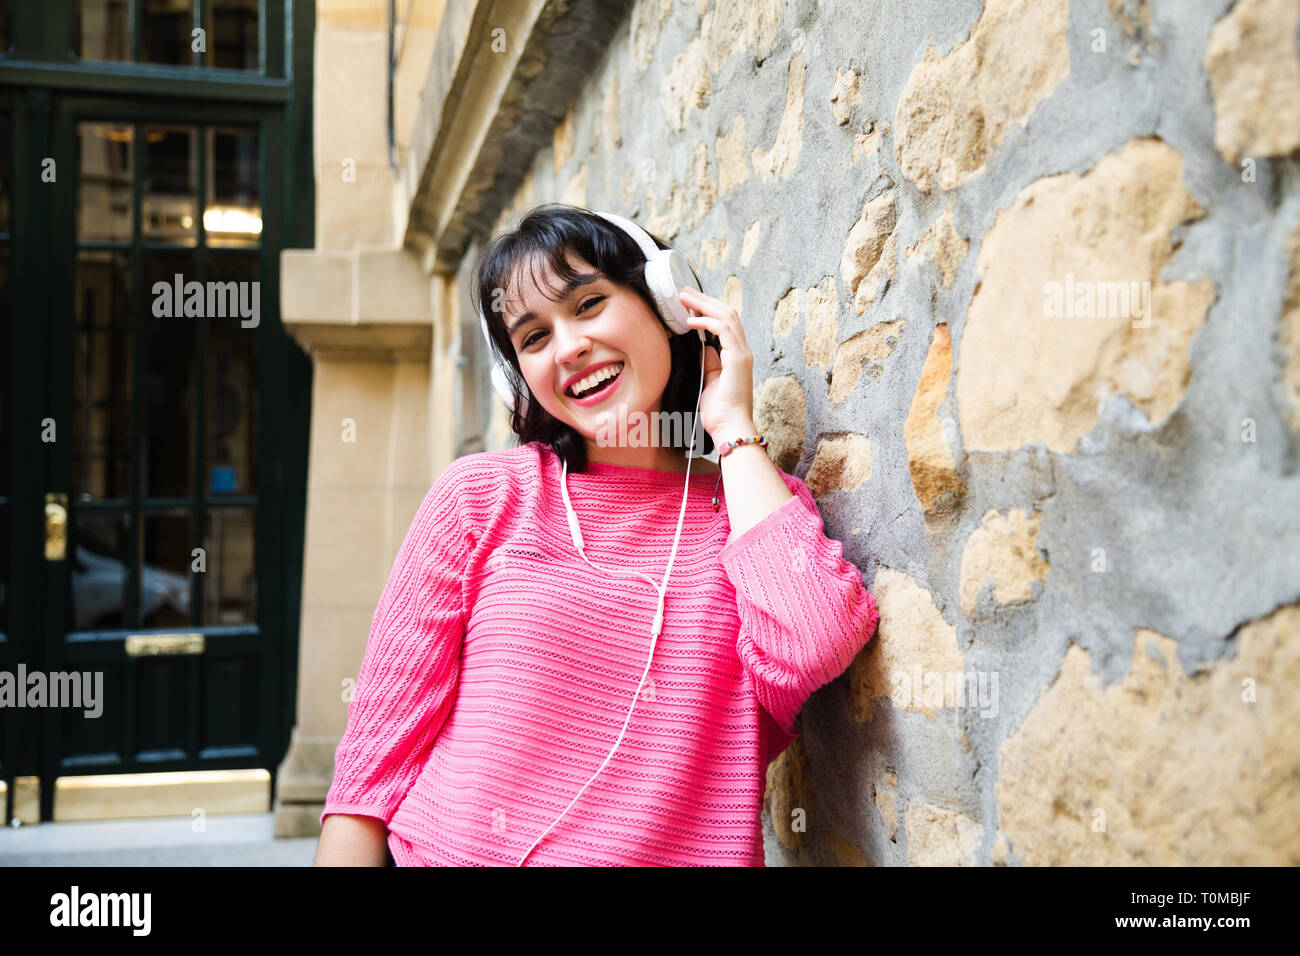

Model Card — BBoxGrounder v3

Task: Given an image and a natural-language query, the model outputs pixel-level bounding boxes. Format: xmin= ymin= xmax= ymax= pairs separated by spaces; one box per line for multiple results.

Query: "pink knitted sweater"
xmin=321 ymin=440 xmax=879 ymax=866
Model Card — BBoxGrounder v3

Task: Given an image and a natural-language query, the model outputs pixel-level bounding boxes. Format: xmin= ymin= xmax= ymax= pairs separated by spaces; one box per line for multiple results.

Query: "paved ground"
xmin=0 ymin=812 xmax=319 ymax=866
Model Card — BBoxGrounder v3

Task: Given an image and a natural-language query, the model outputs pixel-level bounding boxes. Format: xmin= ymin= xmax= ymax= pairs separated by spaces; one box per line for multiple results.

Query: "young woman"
xmin=314 ymin=204 xmax=879 ymax=866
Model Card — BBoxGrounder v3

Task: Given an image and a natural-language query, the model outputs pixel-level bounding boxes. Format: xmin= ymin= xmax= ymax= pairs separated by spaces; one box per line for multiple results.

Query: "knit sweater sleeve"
xmin=320 ymin=459 xmax=477 ymax=827
xmin=717 ymin=471 xmax=879 ymax=743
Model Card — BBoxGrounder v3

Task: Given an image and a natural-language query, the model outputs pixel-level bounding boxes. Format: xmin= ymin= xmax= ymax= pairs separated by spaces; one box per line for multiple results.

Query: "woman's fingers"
xmin=680 ymin=289 xmax=749 ymax=357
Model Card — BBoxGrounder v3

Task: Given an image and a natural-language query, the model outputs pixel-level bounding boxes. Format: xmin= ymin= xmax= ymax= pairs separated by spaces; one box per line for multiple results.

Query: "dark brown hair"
xmin=472 ymin=202 xmax=714 ymax=472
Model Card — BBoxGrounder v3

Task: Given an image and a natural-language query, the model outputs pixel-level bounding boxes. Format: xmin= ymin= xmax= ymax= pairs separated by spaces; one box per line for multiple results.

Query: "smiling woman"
xmin=473 ymin=203 xmax=715 ymax=473
xmin=317 ymin=203 xmax=880 ymax=867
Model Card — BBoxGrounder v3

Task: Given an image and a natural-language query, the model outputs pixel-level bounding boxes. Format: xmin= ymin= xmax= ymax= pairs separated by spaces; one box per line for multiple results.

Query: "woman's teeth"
xmin=568 ymin=362 xmax=624 ymax=398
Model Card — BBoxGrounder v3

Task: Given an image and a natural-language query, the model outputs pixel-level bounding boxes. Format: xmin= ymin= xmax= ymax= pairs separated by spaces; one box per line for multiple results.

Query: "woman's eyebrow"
xmin=507 ymin=272 xmax=604 ymax=335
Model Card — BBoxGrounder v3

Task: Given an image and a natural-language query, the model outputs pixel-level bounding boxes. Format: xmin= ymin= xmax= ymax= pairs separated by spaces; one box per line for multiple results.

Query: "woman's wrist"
xmin=712 ymin=418 xmax=758 ymax=444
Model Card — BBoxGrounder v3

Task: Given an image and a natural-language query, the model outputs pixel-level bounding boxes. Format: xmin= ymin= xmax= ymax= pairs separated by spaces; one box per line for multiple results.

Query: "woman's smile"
xmin=565 ymin=361 xmax=625 ymax=405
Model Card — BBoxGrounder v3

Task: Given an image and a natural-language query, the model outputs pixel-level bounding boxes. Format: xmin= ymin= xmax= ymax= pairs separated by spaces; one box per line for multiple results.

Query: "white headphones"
xmin=476 ymin=210 xmax=711 ymax=865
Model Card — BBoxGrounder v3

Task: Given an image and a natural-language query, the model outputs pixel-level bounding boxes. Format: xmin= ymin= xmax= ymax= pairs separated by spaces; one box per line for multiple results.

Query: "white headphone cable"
xmin=515 ymin=340 xmax=708 ymax=866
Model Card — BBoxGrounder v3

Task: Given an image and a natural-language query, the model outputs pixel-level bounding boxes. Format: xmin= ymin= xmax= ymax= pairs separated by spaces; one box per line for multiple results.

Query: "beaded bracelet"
xmin=711 ymin=435 xmax=769 ymax=511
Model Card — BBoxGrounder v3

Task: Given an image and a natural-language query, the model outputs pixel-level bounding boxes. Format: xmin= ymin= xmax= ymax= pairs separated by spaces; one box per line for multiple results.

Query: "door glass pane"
xmin=206 ymin=127 xmax=260 ymax=247
xmin=207 ymin=254 xmax=257 ymax=496
xmin=143 ymin=253 xmax=197 ymax=498
xmin=77 ymin=0 xmax=131 ymax=62
xmin=140 ymin=509 xmax=192 ymax=628
xmin=143 ymin=125 xmax=197 ymax=244
xmin=73 ymin=251 xmax=132 ymax=502
xmin=209 ymin=0 xmax=259 ymax=70
xmin=204 ymin=507 xmax=254 ymax=625
xmin=142 ymin=0 xmax=195 ymax=66
xmin=78 ymin=123 xmax=133 ymax=243
xmin=71 ymin=511 xmax=129 ymax=631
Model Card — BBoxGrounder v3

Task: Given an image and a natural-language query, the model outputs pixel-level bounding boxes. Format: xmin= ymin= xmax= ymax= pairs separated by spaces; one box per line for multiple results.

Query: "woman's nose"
xmin=553 ymin=322 xmax=592 ymax=367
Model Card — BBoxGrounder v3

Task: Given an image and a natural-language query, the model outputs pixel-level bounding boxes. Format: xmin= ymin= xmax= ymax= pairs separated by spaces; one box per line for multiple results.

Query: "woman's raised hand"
xmin=679 ymin=288 xmax=757 ymax=440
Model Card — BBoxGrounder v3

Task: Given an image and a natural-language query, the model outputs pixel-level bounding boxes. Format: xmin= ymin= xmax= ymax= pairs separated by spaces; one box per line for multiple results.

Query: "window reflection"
xmin=143 ymin=125 xmax=197 ymax=244
xmin=207 ymin=127 xmax=261 ymax=247
xmin=209 ymin=0 xmax=260 ymax=70
xmin=142 ymin=0 xmax=194 ymax=66
xmin=74 ymin=251 xmax=133 ymax=502
xmin=205 ymin=508 xmax=255 ymax=626
xmin=77 ymin=0 xmax=130 ymax=62
xmin=78 ymin=123 xmax=133 ymax=243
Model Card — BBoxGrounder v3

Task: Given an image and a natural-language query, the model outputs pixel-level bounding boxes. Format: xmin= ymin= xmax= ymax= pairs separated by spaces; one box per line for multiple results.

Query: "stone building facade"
xmin=276 ymin=0 xmax=1300 ymax=865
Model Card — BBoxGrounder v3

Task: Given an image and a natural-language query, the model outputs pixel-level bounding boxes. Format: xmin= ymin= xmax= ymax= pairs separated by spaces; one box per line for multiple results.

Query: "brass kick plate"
xmin=124 ymin=633 xmax=205 ymax=656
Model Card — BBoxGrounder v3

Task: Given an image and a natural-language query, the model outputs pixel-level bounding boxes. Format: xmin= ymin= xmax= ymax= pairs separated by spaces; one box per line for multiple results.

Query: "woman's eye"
xmin=520 ymin=297 xmax=602 ymax=348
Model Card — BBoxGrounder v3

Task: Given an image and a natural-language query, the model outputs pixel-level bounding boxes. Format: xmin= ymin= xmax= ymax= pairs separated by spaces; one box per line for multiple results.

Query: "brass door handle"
xmin=45 ymin=493 xmax=68 ymax=561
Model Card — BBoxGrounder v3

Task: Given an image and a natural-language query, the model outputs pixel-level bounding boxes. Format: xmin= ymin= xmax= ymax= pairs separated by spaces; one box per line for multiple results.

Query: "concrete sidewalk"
xmin=0 ymin=812 xmax=319 ymax=866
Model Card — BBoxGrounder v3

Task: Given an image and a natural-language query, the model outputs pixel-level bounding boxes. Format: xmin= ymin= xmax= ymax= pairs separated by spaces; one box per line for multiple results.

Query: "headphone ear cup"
xmin=645 ymin=250 xmax=702 ymax=340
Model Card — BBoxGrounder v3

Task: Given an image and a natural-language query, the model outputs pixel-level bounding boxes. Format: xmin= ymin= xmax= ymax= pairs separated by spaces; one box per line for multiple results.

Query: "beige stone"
xmin=686 ymin=141 xmax=718 ymax=231
xmin=840 ymin=192 xmax=897 ymax=306
xmin=894 ymin=0 xmax=1069 ymax=192
xmin=830 ymin=66 xmax=862 ymax=126
xmin=645 ymin=179 xmax=684 ymax=240
xmin=827 ymin=828 xmax=871 ymax=866
xmin=663 ymin=37 xmax=712 ymax=133
xmin=875 ymin=774 xmax=899 ymax=841
xmin=599 ymin=68 xmax=622 ymax=149
xmin=907 ymin=206 xmax=968 ymax=288
xmin=631 ymin=0 xmax=674 ymax=72
xmin=805 ymin=433 xmax=873 ymax=498
xmin=1205 ymin=0 xmax=1300 ymax=165
xmin=774 ymin=287 xmax=800 ymax=338
xmin=830 ymin=319 xmax=904 ymax=403
xmin=319 ymin=0 xmax=443 ymax=31
xmin=802 ymin=277 xmax=838 ymax=367
xmin=849 ymin=566 xmax=964 ymax=722
xmin=959 ymin=508 xmax=1050 ymax=616
xmin=851 ymin=120 xmax=889 ymax=165
xmin=620 ymin=168 xmax=638 ymax=212
xmin=854 ymin=233 xmax=896 ymax=314
xmin=905 ymin=801 xmax=984 ymax=865
xmin=764 ymin=734 xmax=811 ymax=851
xmin=751 ymin=50 xmax=806 ymax=181
xmin=561 ymin=162 xmax=587 ymax=209
xmin=997 ymin=606 xmax=1300 ymax=864
xmin=956 ymin=138 xmax=1217 ymax=451
xmin=553 ymin=105 xmax=576 ymax=173
xmin=701 ymin=0 xmax=783 ymax=76
xmin=316 ymin=164 xmax=395 ymax=251
xmin=1283 ymin=223 xmax=1300 ymax=432
xmin=753 ymin=375 xmax=805 ymax=471
xmin=721 ymin=274 xmax=743 ymax=319
xmin=716 ymin=114 xmax=750 ymax=193
xmin=990 ymin=829 xmax=1010 ymax=865
xmin=904 ymin=323 xmax=964 ymax=514
xmin=741 ymin=220 xmax=762 ymax=267
xmin=699 ymin=235 xmax=730 ymax=270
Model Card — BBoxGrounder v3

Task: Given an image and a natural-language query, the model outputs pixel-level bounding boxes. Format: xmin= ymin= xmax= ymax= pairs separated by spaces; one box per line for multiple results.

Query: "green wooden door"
xmin=0 ymin=0 xmax=314 ymax=824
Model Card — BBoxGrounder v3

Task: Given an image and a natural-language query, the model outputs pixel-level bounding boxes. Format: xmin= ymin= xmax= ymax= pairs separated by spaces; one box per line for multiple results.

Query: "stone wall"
xmin=480 ymin=0 xmax=1300 ymax=865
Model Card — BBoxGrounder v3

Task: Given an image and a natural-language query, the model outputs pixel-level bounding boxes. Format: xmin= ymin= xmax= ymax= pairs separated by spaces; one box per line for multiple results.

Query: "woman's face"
xmin=503 ymin=249 xmax=674 ymax=440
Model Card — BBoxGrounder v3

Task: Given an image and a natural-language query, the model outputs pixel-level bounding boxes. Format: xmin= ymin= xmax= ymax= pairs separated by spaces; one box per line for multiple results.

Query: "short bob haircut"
xmin=472 ymin=202 xmax=714 ymax=472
